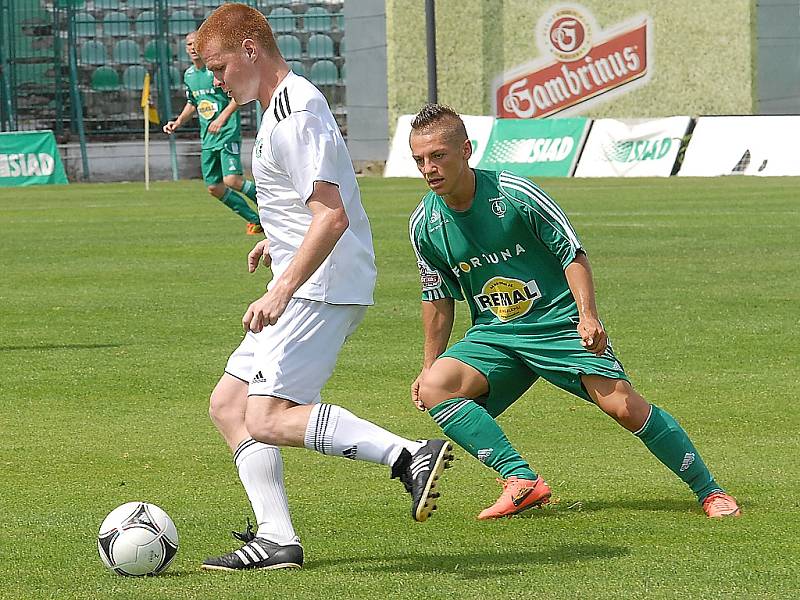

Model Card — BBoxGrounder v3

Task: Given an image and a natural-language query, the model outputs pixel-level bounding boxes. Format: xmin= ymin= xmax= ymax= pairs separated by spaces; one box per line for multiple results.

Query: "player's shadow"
xmin=0 ymin=343 xmax=122 ymax=352
xmin=309 ymin=543 xmax=630 ymax=579
xmin=558 ymin=498 xmax=698 ymax=514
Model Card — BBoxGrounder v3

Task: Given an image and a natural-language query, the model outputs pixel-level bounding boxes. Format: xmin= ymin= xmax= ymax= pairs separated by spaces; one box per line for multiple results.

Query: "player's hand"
xmin=242 ymin=290 xmax=290 ymax=332
xmin=207 ymin=117 xmax=224 ymax=133
xmin=577 ymin=316 xmax=608 ymax=356
xmin=247 ymin=239 xmax=271 ymax=272
xmin=162 ymin=120 xmax=178 ymax=134
xmin=411 ymin=369 xmax=429 ymax=412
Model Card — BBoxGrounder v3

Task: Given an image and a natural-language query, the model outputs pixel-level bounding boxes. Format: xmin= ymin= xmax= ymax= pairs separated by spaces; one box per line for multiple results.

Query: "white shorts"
xmin=225 ymin=298 xmax=367 ymax=404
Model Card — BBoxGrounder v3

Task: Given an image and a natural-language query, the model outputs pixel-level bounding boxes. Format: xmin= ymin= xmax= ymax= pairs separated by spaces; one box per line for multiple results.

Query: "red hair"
xmin=196 ymin=3 xmax=278 ymax=56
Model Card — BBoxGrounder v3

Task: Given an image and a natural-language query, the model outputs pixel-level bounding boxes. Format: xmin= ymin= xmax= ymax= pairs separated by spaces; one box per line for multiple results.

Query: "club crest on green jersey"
xmin=473 ymin=277 xmax=542 ymax=322
xmin=489 ymin=197 xmax=507 ymax=217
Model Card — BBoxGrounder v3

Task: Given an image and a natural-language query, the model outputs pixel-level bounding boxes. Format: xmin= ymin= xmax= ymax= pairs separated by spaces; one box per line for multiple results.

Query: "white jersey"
xmin=251 ymin=71 xmax=376 ymax=305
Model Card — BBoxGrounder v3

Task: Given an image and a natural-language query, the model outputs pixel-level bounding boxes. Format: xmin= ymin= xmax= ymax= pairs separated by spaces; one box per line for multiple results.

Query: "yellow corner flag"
xmin=140 ymin=72 xmax=160 ymax=124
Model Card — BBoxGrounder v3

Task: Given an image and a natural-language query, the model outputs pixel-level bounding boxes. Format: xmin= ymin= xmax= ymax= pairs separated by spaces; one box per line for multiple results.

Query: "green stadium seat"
xmin=56 ymin=0 xmax=86 ymax=7
xmin=113 ymin=39 xmax=140 ymax=64
xmin=15 ymin=63 xmax=53 ymax=86
xmin=143 ymin=39 xmax=159 ymax=62
xmin=91 ymin=66 xmax=120 ymax=90
xmin=156 ymin=65 xmax=183 ymax=91
xmin=307 ymin=33 xmax=334 ymax=58
xmin=80 ymin=40 xmax=107 ymax=65
xmin=74 ymin=12 xmax=96 ymax=37
xmin=135 ymin=11 xmax=156 ymax=36
xmin=13 ymin=35 xmax=52 ymax=59
xmin=103 ymin=11 xmax=130 ymax=37
xmin=288 ymin=60 xmax=306 ymax=77
xmin=200 ymin=0 xmax=219 ymax=7
xmin=276 ymin=35 xmax=302 ymax=59
xmin=169 ymin=10 xmax=195 ymax=35
xmin=127 ymin=0 xmax=153 ymax=9
xmin=309 ymin=59 xmax=337 ymax=85
xmin=122 ymin=65 xmax=147 ymax=90
xmin=268 ymin=7 xmax=295 ymax=33
xmin=303 ymin=6 xmax=331 ymax=32
xmin=93 ymin=0 xmax=120 ymax=10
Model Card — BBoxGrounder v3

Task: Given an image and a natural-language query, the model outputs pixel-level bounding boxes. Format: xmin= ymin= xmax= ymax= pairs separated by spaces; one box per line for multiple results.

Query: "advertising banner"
xmin=494 ymin=4 xmax=652 ymax=119
xmin=476 ymin=117 xmax=589 ymax=177
xmin=384 ymin=114 xmax=494 ymax=178
xmin=574 ymin=116 xmax=691 ymax=177
xmin=0 ymin=130 xmax=68 ymax=187
xmin=679 ymin=116 xmax=800 ymax=177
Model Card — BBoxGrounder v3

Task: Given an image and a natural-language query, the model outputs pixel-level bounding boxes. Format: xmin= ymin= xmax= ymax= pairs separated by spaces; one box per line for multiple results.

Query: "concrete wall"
xmin=344 ymin=0 xmax=390 ymax=162
xmin=60 ymin=138 xmax=255 ymax=183
xmin=387 ymin=0 xmax=756 ymax=132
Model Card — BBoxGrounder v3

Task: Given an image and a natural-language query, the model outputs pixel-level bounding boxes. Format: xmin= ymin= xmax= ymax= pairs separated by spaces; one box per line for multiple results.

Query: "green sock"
xmin=635 ymin=404 xmax=721 ymax=502
xmin=241 ymin=179 xmax=257 ymax=203
xmin=220 ymin=188 xmax=259 ymax=224
xmin=429 ymin=398 xmax=537 ymax=480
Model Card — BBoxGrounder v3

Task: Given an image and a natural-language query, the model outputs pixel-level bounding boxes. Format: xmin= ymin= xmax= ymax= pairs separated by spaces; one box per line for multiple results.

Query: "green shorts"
xmin=440 ymin=318 xmax=628 ymax=418
xmin=201 ymin=141 xmax=243 ymax=184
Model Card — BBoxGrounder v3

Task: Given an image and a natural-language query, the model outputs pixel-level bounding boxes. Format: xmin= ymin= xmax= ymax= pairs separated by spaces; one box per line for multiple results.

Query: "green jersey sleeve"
xmin=409 ymin=200 xmax=465 ymax=302
xmin=184 ymin=72 xmax=196 ymax=107
xmin=498 ymin=171 xmax=583 ymax=269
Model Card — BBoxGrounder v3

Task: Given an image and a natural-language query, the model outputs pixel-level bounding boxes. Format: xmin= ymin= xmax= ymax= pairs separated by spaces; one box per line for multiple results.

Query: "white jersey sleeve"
xmin=270 ymin=110 xmax=343 ymax=202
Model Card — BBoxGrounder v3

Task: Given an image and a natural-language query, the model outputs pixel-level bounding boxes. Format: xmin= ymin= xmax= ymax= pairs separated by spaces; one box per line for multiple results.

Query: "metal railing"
xmin=0 ymin=0 xmax=346 ymax=142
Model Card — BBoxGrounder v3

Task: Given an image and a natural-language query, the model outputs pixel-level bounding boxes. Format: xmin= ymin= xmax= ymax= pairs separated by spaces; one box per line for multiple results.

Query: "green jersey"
xmin=184 ymin=65 xmax=241 ymax=150
xmin=410 ymin=169 xmax=583 ymax=329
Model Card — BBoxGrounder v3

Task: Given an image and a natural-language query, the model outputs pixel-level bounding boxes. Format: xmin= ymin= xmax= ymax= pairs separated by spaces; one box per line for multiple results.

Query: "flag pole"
xmin=141 ymin=72 xmax=152 ymax=191
xmin=144 ymin=104 xmax=150 ymax=191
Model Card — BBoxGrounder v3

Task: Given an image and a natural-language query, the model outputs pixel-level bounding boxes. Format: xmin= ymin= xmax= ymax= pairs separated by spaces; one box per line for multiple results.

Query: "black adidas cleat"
xmin=201 ymin=537 xmax=303 ymax=571
xmin=391 ymin=439 xmax=454 ymax=522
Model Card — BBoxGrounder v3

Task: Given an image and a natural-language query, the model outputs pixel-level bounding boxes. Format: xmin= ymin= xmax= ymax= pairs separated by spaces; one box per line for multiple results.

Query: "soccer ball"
xmin=97 ymin=502 xmax=179 ymax=576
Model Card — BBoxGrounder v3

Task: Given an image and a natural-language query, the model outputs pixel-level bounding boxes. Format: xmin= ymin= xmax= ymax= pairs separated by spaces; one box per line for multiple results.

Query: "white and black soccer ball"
xmin=97 ymin=502 xmax=179 ymax=576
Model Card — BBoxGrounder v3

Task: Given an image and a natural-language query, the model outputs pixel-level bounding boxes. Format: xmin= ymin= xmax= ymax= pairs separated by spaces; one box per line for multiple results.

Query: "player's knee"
xmin=596 ymin=382 xmax=649 ymax=431
xmin=244 ymin=411 xmax=281 ymax=445
xmin=223 ymin=175 xmax=242 ymax=189
xmin=417 ymin=372 xmax=460 ymax=409
xmin=208 ymin=389 xmax=240 ymax=429
xmin=207 ymin=184 xmax=223 ymax=197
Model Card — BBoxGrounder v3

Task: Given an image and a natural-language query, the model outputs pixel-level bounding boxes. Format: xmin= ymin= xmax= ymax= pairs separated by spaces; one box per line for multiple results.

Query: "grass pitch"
xmin=1 ymin=176 xmax=798 ymax=599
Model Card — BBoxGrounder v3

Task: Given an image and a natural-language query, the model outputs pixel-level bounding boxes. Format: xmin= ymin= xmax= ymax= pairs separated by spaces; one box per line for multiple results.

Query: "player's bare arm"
xmin=162 ymin=102 xmax=196 ymax=134
xmin=564 ymin=252 xmax=607 ymax=356
xmin=242 ymin=181 xmax=348 ymax=332
xmin=247 ymin=238 xmax=271 ymax=272
xmin=208 ymin=99 xmax=239 ymax=134
xmin=412 ymin=298 xmax=455 ymax=411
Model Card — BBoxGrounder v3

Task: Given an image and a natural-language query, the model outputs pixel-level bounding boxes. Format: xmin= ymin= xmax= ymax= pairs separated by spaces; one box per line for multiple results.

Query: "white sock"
xmin=303 ymin=403 xmax=424 ymax=466
xmin=234 ymin=438 xmax=300 ymax=546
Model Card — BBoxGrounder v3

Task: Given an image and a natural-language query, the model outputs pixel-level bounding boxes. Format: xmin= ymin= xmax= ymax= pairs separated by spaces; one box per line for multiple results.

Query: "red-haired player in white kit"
xmin=194 ymin=3 xmax=453 ymax=572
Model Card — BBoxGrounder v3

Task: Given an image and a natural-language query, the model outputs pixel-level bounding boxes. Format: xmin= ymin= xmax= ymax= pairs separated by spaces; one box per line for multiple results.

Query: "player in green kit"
xmin=163 ymin=31 xmax=262 ymax=235
xmin=407 ymin=104 xmax=741 ymax=519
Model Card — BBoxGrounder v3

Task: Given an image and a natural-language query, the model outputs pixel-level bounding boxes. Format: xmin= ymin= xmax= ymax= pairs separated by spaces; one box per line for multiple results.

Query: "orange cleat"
xmin=246 ymin=223 xmax=264 ymax=235
xmin=477 ymin=476 xmax=552 ymax=520
xmin=702 ymin=491 xmax=741 ymax=518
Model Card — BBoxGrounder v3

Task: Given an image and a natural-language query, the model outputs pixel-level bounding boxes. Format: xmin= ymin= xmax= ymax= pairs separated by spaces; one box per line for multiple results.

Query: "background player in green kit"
xmin=407 ymin=104 xmax=741 ymax=520
xmin=163 ymin=31 xmax=262 ymax=235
